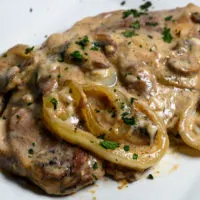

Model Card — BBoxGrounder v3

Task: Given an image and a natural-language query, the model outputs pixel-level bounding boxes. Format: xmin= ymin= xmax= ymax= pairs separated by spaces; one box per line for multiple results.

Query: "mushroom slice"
xmin=167 ymin=38 xmax=200 ymax=75
xmin=167 ymin=57 xmax=200 ymax=74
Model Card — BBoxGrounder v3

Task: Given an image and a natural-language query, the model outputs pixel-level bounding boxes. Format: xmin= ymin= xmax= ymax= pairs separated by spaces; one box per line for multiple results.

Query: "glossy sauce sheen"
xmin=0 ymin=3 xmax=200 ymax=195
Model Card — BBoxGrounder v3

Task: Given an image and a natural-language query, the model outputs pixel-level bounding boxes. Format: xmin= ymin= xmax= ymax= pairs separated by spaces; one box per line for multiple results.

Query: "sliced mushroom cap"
xmin=0 ymin=44 xmax=35 ymax=93
xmin=167 ymin=57 xmax=200 ymax=74
xmin=167 ymin=38 xmax=200 ymax=75
xmin=94 ymin=33 xmax=117 ymax=56
xmin=86 ymin=50 xmax=111 ymax=69
xmin=121 ymin=66 xmax=154 ymax=96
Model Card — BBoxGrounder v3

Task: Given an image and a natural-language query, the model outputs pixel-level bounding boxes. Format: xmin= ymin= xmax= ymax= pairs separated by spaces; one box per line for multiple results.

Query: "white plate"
xmin=0 ymin=0 xmax=200 ymax=199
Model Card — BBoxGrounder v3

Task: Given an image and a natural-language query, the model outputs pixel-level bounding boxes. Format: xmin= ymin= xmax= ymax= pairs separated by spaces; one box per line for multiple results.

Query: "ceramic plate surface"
xmin=0 ymin=0 xmax=200 ymax=199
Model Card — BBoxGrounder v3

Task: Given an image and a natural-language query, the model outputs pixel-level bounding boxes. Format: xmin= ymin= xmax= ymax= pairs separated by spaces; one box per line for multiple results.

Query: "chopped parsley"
xmin=122 ymin=116 xmax=136 ymax=125
xmin=162 ymin=27 xmax=173 ymax=43
xmin=90 ymin=41 xmax=103 ymax=51
xmin=2 ymin=116 xmax=6 ymax=120
xmin=132 ymin=20 xmax=140 ymax=29
xmin=99 ymin=140 xmax=120 ymax=150
xmin=121 ymin=1 xmax=126 ymax=6
xmin=75 ymin=35 xmax=89 ymax=49
xmin=57 ymin=74 xmax=61 ymax=79
xmin=145 ymin=22 xmax=158 ymax=26
xmin=16 ymin=114 xmax=20 ymax=119
xmin=140 ymin=1 xmax=152 ymax=11
xmin=93 ymin=162 xmax=98 ymax=170
xmin=90 ymin=46 xmax=99 ymax=51
xmin=70 ymin=50 xmax=83 ymax=62
xmin=147 ymin=174 xmax=154 ymax=180
xmin=32 ymin=142 xmax=36 ymax=147
xmin=130 ymin=97 xmax=136 ymax=104
xmin=49 ymin=98 xmax=58 ymax=110
xmin=121 ymin=112 xmax=136 ymax=126
xmin=133 ymin=153 xmax=138 ymax=160
xmin=122 ymin=30 xmax=137 ymax=38
xmin=28 ymin=148 xmax=34 ymax=154
xmin=123 ymin=9 xmax=146 ymax=19
xmin=124 ymin=145 xmax=130 ymax=152
xmin=25 ymin=46 xmax=34 ymax=54
xmin=137 ymin=75 xmax=141 ymax=80
xmin=164 ymin=15 xmax=173 ymax=21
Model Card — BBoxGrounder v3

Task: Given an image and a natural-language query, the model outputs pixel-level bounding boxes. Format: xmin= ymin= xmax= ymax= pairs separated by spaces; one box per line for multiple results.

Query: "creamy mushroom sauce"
xmin=1 ymin=3 xmax=200 ymax=194
xmin=38 ymin=3 xmax=200 ymax=136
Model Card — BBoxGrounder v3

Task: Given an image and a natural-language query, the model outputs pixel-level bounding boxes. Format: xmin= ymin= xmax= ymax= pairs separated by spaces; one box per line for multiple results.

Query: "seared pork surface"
xmin=0 ymin=3 xmax=200 ymax=195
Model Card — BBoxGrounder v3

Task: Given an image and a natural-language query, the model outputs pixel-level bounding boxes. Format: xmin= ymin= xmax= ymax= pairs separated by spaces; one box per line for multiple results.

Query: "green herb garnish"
xmin=130 ymin=97 xmax=136 ymax=104
xmin=49 ymin=98 xmax=58 ymax=110
xmin=164 ymin=15 xmax=173 ymax=21
xmin=140 ymin=1 xmax=152 ymax=11
xmin=122 ymin=116 xmax=136 ymax=125
xmin=123 ymin=9 xmax=146 ymax=19
xmin=93 ymin=162 xmax=98 ymax=170
xmin=121 ymin=112 xmax=136 ymax=125
xmin=28 ymin=148 xmax=34 ymax=154
xmin=70 ymin=50 xmax=83 ymax=62
xmin=75 ymin=35 xmax=89 ymax=49
xmin=57 ymin=74 xmax=61 ymax=79
xmin=90 ymin=41 xmax=103 ymax=51
xmin=16 ymin=115 xmax=20 ymax=119
xmin=132 ymin=20 xmax=140 ymax=29
xmin=133 ymin=153 xmax=138 ymax=160
xmin=124 ymin=145 xmax=130 ymax=152
xmin=122 ymin=30 xmax=138 ymax=38
xmin=145 ymin=22 xmax=158 ymax=26
xmin=121 ymin=1 xmax=126 ymax=6
xmin=147 ymin=174 xmax=154 ymax=179
xmin=162 ymin=27 xmax=173 ymax=43
xmin=100 ymin=140 xmax=120 ymax=150
xmin=25 ymin=46 xmax=34 ymax=54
